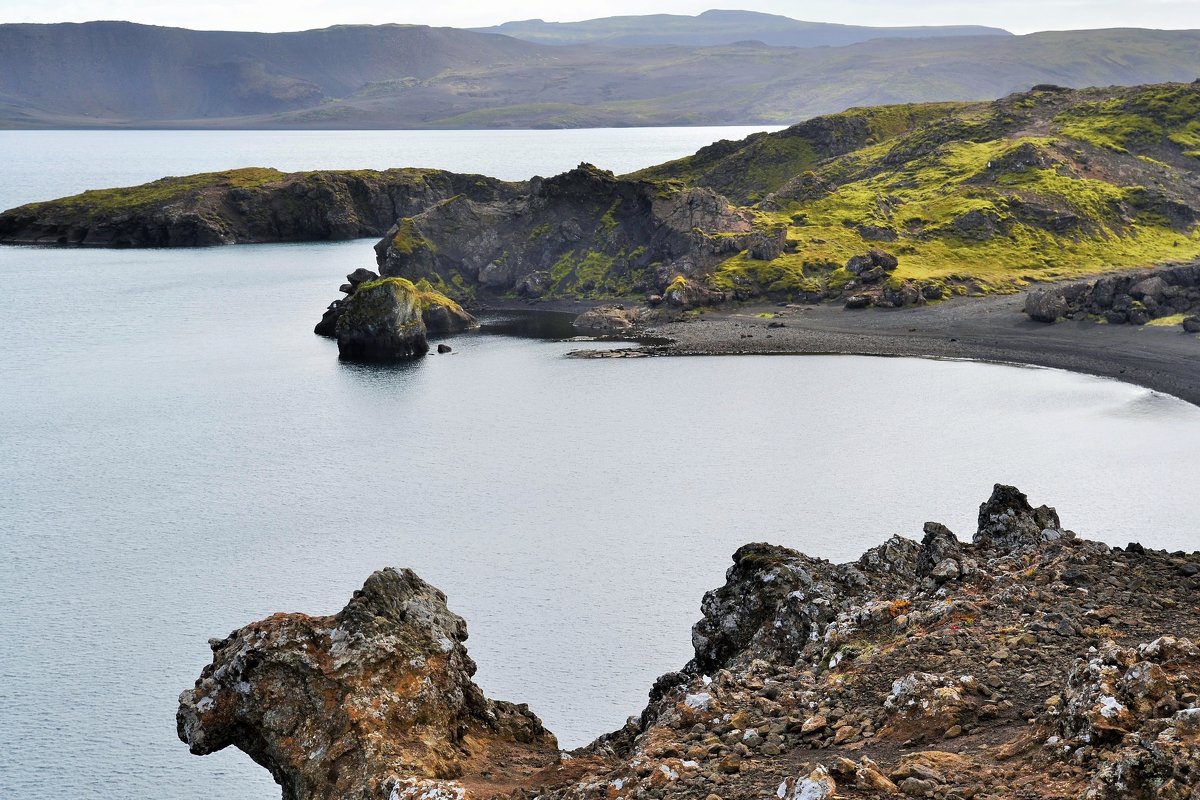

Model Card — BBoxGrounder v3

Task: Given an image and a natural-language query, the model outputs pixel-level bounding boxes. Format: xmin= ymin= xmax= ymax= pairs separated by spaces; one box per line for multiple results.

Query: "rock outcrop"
xmin=317 ymin=272 xmax=478 ymax=358
xmin=333 ymin=278 xmax=431 ymax=361
xmin=1023 ymin=262 xmax=1200 ymax=327
xmin=182 ymin=485 xmax=1200 ymax=800
xmin=178 ymin=567 xmax=559 ymax=800
xmin=0 ymin=168 xmax=517 ymax=247
xmin=374 ymin=163 xmax=784 ymax=301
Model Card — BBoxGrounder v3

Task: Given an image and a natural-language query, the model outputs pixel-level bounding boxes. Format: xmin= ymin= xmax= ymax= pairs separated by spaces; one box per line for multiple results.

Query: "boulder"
xmin=1129 ymin=276 xmax=1168 ymax=303
xmin=1025 ymin=288 xmax=1068 ymax=322
xmin=346 ymin=267 xmax=379 ymax=288
xmin=1183 ymin=315 xmax=1200 ymax=333
xmin=334 ymin=278 xmax=429 ymax=361
xmin=178 ymin=568 xmax=559 ymax=800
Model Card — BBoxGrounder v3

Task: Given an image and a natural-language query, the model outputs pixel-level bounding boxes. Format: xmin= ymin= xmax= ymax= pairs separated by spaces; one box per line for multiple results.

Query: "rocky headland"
xmin=0 ymin=167 xmax=516 ymax=247
xmin=181 ymin=485 xmax=1200 ymax=800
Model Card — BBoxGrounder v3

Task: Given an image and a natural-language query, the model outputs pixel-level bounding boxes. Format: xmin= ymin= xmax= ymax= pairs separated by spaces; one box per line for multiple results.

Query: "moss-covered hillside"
xmin=628 ymin=82 xmax=1200 ymax=302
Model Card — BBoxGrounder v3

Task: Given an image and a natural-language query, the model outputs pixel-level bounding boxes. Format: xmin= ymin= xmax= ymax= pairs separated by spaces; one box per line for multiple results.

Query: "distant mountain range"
xmin=470 ymin=9 xmax=1010 ymax=47
xmin=1 ymin=15 xmax=1199 ymax=129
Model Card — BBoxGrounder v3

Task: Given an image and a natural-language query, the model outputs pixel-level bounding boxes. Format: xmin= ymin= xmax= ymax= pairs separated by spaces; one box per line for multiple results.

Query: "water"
xmin=1 ymin=130 xmax=1199 ymax=800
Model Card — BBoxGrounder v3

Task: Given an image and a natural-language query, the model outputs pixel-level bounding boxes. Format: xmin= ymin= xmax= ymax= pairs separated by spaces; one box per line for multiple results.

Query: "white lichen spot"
xmin=684 ymin=693 xmax=711 ymax=710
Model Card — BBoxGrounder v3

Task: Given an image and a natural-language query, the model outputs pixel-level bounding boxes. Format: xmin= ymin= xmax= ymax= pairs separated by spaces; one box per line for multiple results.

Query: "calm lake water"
xmin=1 ymin=129 xmax=1199 ymax=800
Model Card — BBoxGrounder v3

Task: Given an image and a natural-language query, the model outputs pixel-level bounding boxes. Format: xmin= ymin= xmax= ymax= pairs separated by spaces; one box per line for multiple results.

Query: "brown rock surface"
xmin=177 ymin=567 xmax=559 ymax=800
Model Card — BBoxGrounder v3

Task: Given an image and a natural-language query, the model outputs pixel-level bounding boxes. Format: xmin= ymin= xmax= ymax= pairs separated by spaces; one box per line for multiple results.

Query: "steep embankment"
xmin=180 ymin=485 xmax=1200 ymax=800
xmin=0 ymin=167 xmax=517 ymax=246
xmin=3 ymin=22 xmax=1200 ymax=128
xmin=374 ymin=82 xmax=1200 ymax=307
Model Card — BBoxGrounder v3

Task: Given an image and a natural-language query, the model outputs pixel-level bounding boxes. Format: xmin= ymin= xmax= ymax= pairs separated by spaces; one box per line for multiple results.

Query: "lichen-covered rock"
xmin=334 ymin=278 xmax=430 ymax=361
xmin=882 ymin=673 xmax=982 ymax=741
xmin=178 ymin=567 xmax=558 ymax=800
xmin=319 ymin=277 xmax=477 ymax=352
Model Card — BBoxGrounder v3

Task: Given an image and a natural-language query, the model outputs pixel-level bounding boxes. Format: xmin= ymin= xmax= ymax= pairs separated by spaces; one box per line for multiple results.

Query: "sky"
xmin=1 ymin=0 xmax=1199 ymax=35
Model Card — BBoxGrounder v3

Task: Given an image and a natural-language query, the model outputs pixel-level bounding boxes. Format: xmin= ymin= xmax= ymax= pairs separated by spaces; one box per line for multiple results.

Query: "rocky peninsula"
xmin=181 ymin=485 xmax=1200 ymax=800
xmin=0 ymin=167 xmax=516 ymax=247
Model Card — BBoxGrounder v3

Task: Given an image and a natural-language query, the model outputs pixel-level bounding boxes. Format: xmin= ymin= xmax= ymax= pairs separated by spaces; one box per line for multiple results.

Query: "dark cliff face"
xmin=0 ymin=168 xmax=517 ymax=247
xmin=374 ymin=163 xmax=785 ymax=299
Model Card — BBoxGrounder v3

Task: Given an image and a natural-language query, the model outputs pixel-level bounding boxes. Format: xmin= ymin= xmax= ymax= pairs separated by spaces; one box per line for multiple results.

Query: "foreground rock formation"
xmin=181 ymin=485 xmax=1200 ymax=800
xmin=178 ymin=567 xmax=559 ymax=800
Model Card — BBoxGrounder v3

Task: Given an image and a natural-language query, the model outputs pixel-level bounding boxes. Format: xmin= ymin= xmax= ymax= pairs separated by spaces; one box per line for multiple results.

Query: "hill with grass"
xmin=470 ymin=9 xmax=1008 ymax=47
xmin=2 ymin=22 xmax=1200 ymax=128
xmin=371 ymin=82 xmax=1200 ymax=305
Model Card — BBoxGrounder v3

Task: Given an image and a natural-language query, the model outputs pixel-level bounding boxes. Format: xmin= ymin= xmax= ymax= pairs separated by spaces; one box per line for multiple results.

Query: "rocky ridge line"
xmin=180 ymin=485 xmax=1200 ymax=800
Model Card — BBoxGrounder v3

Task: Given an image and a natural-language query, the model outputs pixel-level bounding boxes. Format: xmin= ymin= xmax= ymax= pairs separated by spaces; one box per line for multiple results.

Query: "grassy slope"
xmin=633 ymin=83 xmax=1200 ymax=299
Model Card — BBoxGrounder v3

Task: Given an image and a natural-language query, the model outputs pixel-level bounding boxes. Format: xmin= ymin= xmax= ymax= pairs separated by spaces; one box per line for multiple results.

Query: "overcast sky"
xmin=1 ymin=0 xmax=1198 ymax=35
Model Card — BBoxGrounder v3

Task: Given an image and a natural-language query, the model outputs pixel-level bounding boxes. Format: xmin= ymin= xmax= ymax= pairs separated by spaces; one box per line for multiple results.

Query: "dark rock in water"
xmin=1025 ymin=288 xmax=1068 ymax=322
xmin=316 ymin=278 xmax=477 ymax=345
xmin=313 ymin=300 xmax=343 ymax=337
xmin=178 ymin=567 xmax=558 ymax=800
xmin=335 ymin=278 xmax=429 ymax=361
xmin=1184 ymin=315 xmax=1200 ymax=333
xmin=975 ymin=483 xmax=1065 ymax=549
xmin=437 ymin=344 xmax=452 ymax=354
xmin=421 ymin=300 xmax=477 ymax=335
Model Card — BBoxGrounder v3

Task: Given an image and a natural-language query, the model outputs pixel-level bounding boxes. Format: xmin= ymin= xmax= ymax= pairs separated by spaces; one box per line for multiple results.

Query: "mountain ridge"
xmin=2 ymin=22 xmax=1200 ymax=129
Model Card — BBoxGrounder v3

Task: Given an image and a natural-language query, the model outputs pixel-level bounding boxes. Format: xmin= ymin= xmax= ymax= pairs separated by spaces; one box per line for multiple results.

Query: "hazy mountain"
xmin=1 ymin=21 xmax=1199 ymax=129
xmin=470 ymin=9 xmax=1010 ymax=47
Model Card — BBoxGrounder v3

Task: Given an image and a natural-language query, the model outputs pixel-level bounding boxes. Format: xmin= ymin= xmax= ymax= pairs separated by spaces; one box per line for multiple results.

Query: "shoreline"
xmin=547 ymin=293 xmax=1200 ymax=406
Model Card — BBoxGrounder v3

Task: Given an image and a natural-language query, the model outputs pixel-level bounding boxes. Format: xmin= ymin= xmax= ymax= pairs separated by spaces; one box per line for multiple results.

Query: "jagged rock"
xmin=1057 ymin=638 xmax=1200 ymax=799
xmin=846 ymin=248 xmax=898 ymax=275
xmin=334 ymin=278 xmax=429 ymax=361
xmin=778 ymin=766 xmax=837 ymax=800
xmin=974 ymin=483 xmax=1064 ymax=549
xmin=1129 ymin=276 xmax=1169 ymax=303
xmin=178 ymin=567 xmax=558 ymax=800
xmin=1025 ymin=288 xmax=1068 ymax=322
xmin=375 ymin=164 xmax=771 ymax=301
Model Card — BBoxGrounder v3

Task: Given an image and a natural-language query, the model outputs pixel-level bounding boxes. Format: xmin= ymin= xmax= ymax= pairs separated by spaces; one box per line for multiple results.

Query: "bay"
xmin=1 ymin=128 xmax=1198 ymax=800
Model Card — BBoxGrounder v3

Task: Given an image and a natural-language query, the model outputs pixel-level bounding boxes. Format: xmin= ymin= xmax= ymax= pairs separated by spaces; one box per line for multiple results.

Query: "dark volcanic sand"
xmin=643 ymin=295 xmax=1200 ymax=406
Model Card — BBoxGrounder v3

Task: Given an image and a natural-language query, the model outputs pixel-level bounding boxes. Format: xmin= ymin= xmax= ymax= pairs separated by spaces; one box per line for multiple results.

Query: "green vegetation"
xmin=390 ymin=217 xmax=435 ymax=256
xmin=17 ymin=168 xmax=284 ymax=215
xmin=1057 ymin=84 xmax=1200 ymax=157
xmin=352 ymin=276 xmax=468 ymax=318
xmin=632 ymin=83 xmax=1200 ymax=300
